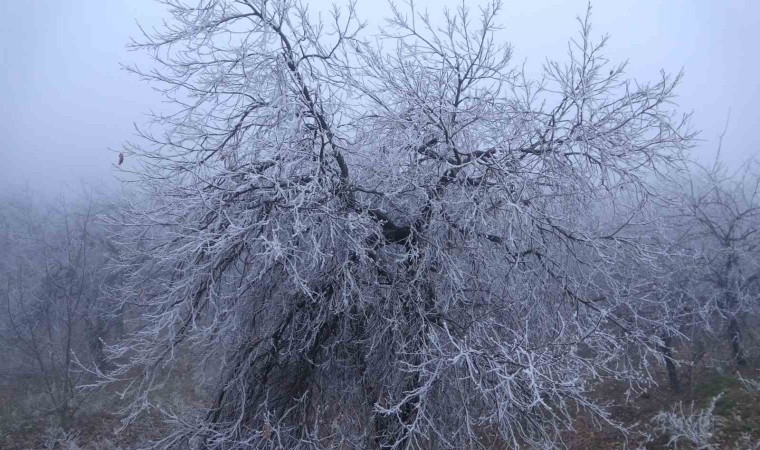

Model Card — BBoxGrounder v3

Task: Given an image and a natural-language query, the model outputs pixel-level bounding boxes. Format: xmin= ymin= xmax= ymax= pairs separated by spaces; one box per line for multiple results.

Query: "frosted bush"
xmin=651 ymin=394 xmax=721 ymax=449
xmin=43 ymin=426 xmax=82 ymax=450
xmin=738 ymin=375 xmax=760 ymax=393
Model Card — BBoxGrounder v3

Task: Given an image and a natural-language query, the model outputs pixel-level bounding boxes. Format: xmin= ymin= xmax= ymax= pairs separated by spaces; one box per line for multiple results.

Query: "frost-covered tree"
xmin=103 ymin=1 xmax=692 ymax=447
xmin=671 ymin=157 xmax=760 ymax=367
xmin=0 ymin=191 xmax=114 ymax=429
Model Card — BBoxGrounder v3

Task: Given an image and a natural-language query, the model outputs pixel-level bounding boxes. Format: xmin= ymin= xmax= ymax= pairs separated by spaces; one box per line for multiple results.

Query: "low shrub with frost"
xmin=738 ymin=375 xmax=760 ymax=393
xmin=651 ymin=394 xmax=721 ymax=449
xmin=43 ymin=426 xmax=82 ymax=450
xmin=42 ymin=427 xmax=136 ymax=450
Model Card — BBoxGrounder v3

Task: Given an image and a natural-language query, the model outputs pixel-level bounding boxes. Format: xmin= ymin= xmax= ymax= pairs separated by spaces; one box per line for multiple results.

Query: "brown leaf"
xmin=262 ymin=422 xmax=272 ymax=440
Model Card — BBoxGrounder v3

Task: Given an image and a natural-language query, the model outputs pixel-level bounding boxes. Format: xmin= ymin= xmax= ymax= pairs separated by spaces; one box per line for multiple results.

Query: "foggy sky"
xmin=1 ymin=0 xmax=758 ymax=194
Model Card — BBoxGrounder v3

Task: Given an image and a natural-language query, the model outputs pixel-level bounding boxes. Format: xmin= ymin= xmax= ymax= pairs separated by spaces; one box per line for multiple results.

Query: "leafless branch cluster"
xmin=651 ymin=394 xmax=721 ymax=450
xmin=668 ymin=157 xmax=760 ymax=367
xmin=0 ymin=192 xmax=115 ymax=429
xmin=95 ymin=0 xmax=698 ymax=448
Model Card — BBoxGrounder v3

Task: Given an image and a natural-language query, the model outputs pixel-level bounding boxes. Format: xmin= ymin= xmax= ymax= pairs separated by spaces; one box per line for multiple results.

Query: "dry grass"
xmin=2 ymin=355 xmax=759 ymax=449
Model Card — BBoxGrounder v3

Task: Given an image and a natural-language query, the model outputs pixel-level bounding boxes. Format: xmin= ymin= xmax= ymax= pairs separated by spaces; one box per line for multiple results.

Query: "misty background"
xmin=3 ymin=1 xmax=760 ymax=448
xmin=1 ymin=0 xmax=758 ymax=193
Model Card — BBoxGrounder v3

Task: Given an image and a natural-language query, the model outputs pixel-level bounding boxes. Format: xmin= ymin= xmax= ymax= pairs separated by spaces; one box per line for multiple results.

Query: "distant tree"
xmin=672 ymin=157 xmax=760 ymax=367
xmin=635 ymin=206 xmax=701 ymax=394
xmin=104 ymin=1 xmax=692 ymax=448
xmin=0 ymin=192 xmax=113 ymax=429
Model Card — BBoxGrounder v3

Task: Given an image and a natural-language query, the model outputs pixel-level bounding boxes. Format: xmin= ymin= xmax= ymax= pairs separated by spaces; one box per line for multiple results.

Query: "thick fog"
xmin=1 ymin=0 xmax=758 ymax=192
xmin=4 ymin=2 xmax=760 ymax=448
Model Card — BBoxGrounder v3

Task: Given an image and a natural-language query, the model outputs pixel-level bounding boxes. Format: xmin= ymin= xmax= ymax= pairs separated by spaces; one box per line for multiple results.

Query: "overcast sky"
xmin=1 ymin=0 xmax=758 ymax=194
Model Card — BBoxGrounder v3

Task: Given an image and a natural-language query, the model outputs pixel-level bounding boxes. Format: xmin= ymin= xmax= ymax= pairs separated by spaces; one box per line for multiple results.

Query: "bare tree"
xmin=673 ymin=156 xmax=760 ymax=367
xmin=0 ymin=191 xmax=112 ymax=429
xmin=102 ymin=1 xmax=692 ymax=448
xmin=635 ymin=210 xmax=701 ymax=394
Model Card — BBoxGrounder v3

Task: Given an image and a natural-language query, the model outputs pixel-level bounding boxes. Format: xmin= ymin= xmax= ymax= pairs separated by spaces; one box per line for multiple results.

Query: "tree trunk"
xmin=659 ymin=335 xmax=681 ymax=393
xmin=59 ymin=405 xmax=72 ymax=430
xmin=727 ymin=316 xmax=747 ymax=366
